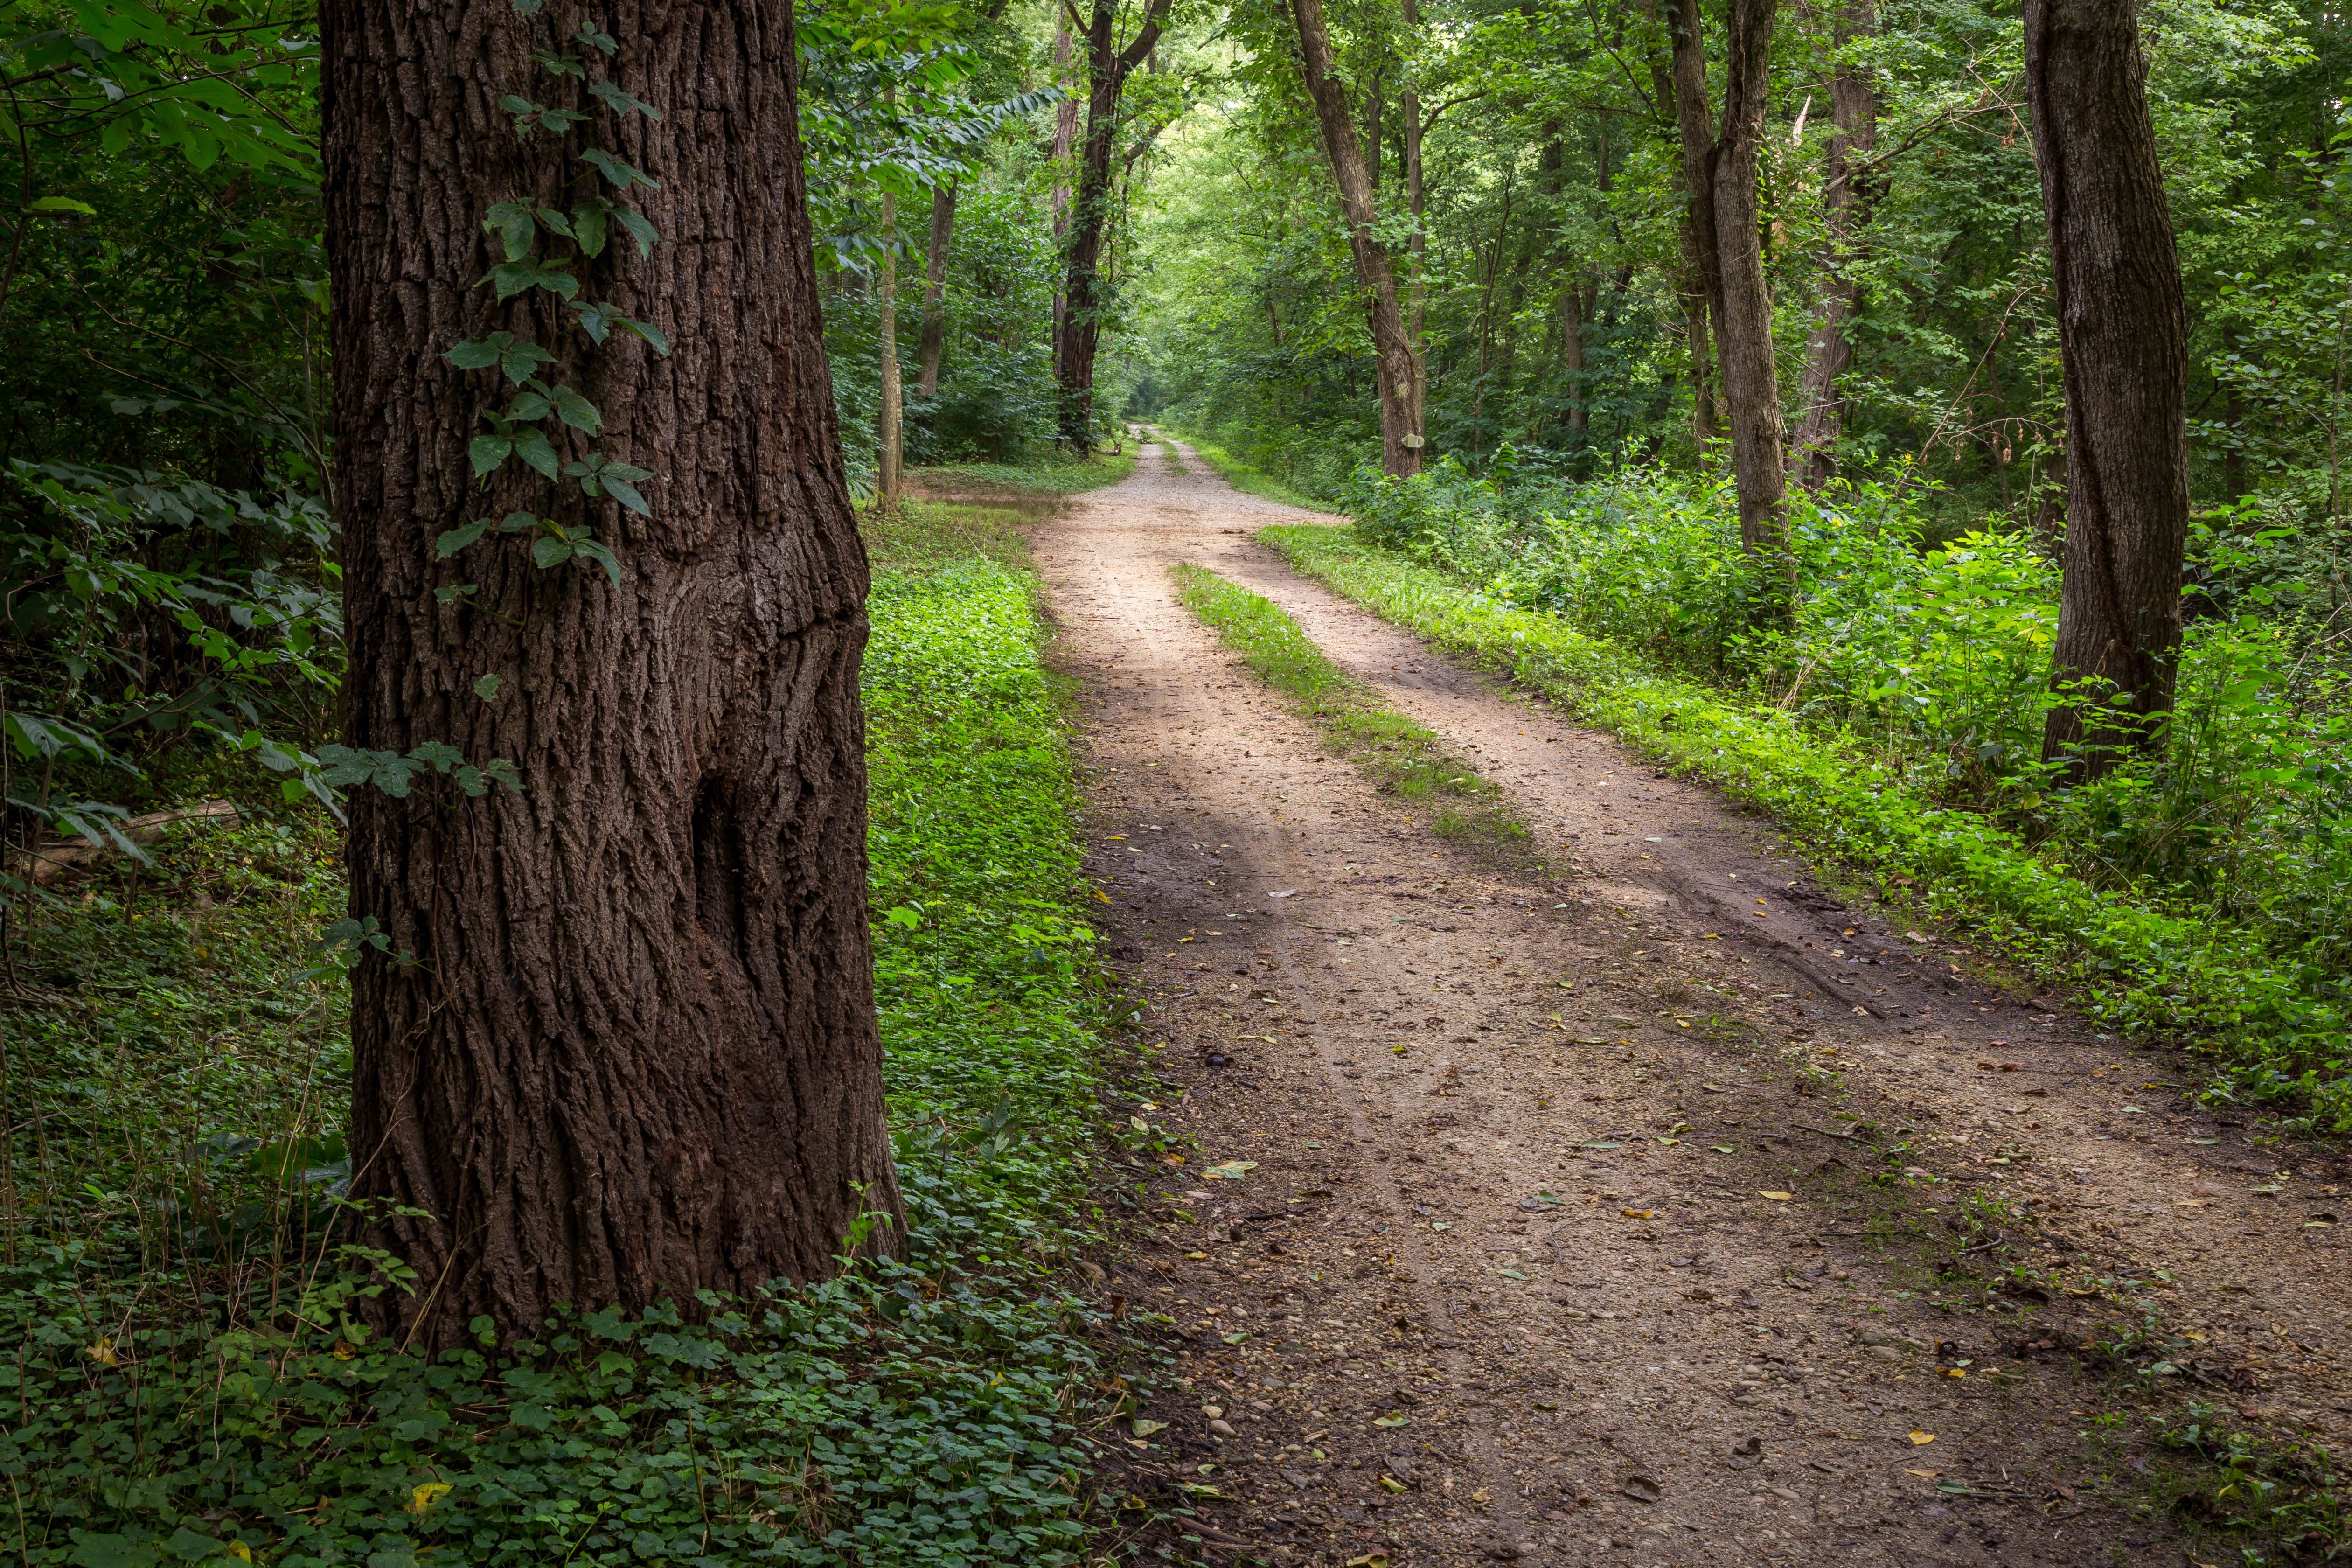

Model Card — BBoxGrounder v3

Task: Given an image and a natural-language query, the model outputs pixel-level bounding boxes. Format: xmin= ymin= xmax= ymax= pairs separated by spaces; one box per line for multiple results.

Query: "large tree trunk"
xmin=1291 ymin=0 xmax=1423 ymax=476
xmin=322 ymin=0 xmax=903 ymax=1351
xmin=1049 ymin=23 xmax=1077 ymax=378
xmin=915 ymin=183 xmax=956 ymax=398
xmin=1399 ymin=1 xmax=1428 ymax=436
xmin=1055 ymin=0 xmax=1168 ymax=449
xmin=2023 ymin=0 xmax=2189 ymax=774
xmin=1791 ymin=0 xmax=1875 ymax=488
xmin=1652 ymin=4 xmax=1719 ymax=438
xmin=1711 ymin=0 xmax=1793 ymax=611
xmin=1562 ymin=275 xmax=1591 ymax=435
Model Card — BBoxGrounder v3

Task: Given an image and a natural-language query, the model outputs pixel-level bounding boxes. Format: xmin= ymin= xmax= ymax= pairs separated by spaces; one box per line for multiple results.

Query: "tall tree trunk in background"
xmin=323 ymin=0 xmax=902 ymax=1350
xmin=1400 ymin=0 xmax=1428 ymax=435
xmin=1712 ymin=0 xmax=1792 ymax=614
xmin=1292 ymin=0 xmax=1423 ymax=475
xmin=1658 ymin=0 xmax=1722 ymax=439
xmin=915 ymin=184 xmax=956 ymax=398
xmin=2023 ymin=0 xmax=2189 ymax=775
xmin=1056 ymin=0 xmax=1169 ymax=449
xmin=1366 ymin=67 xmax=1383 ymax=190
xmin=1791 ymin=0 xmax=1876 ymax=488
xmin=1049 ymin=23 xmax=1078 ymax=380
xmin=1562 ymin=278 xmax=1590 ymax=435
xmin=877 ymin=188 xmax=902 ymax=504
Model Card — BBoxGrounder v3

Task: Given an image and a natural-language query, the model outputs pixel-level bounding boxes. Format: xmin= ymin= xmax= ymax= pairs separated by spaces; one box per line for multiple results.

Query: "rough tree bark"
xmin=1055 ymin=0 xmax=1169 ymax=449
xmin=1790 ymin=0 xmax=1875 ymax=488
xmin=1399 ymin=0 xmax=1428 ymax=435
xmin=1291 ymin=0 xmax=1423 ymax=476
xmin=2023 ymin=0 xmax=2189 ymax=774
xmin=914 ymin=183 xmax=956 ymax=398
xmin=323 ymin=0 xmax=903 ymax=1351
xmin=1666 ymin=0 xmax=1794 ymax=619
xmin=1649 ymin=2 xmax=1717 ymax=437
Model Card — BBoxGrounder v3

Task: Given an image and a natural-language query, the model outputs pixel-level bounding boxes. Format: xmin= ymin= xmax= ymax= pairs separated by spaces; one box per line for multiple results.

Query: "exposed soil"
xmin=1025 ymin=439 xmax=2352 ymax=1568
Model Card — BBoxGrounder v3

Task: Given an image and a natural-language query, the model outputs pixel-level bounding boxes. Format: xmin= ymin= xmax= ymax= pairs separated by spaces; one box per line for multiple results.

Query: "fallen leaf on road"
xmin=1267 ymin=889 xmax=1298 ymax=899
xmin=1621 ymin=1208 xmax=1654 ymax=1219
xmin=1373 ymin=1413 xmax=1412 ymax=1428
xmin=1378 ymin=1475 xmax=1407 ymax=1493
xmin=1904 ymin=1468 xmax=1941 ymax=1478
xmin=1132 ymin=1419 xmax=1168 ymax=1437
xmin=1711 ymin=1145 xmax=1735 ymax=1154
xmin=1909 ymin=1431 xmax=1936 ymax=1446
xmin=1759 ymin=1191 xmax=1793 ymax=1201
xmin=1344 ymin=1554 xmax=1389 ymax=1568
xmin=1621 ymin=1476 xmax=1663 ymax=1504
xmin=1204 ymin=1161 xmax=1258 ymax=1180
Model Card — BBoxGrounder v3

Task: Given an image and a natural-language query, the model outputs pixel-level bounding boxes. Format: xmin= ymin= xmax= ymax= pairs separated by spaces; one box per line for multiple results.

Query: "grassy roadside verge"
xmin=1169 ymin=562 xmax=1535 ymax=864
xmin=1155 ymin=430 xmax=1328 ymax=511
xmin=2 ymin=500 xmax=1129 ymax=1568
xmin=912 ymin=451 xmax=1137 ymax=496
xmin=1260 ymin=524 xmax=2351 ymax=1127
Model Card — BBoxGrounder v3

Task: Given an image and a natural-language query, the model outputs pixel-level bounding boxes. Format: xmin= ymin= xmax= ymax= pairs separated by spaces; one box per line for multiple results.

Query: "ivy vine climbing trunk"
xmin=1055 ymin=0 xmax=1168 ymax=450
xmin=1291 ymin=0 xmax=1422 ymax=477
xmin=322 ymin=0 xmax=904 ymax=1352
xmin=2023 ymin=0 xmax=2189 ymax=776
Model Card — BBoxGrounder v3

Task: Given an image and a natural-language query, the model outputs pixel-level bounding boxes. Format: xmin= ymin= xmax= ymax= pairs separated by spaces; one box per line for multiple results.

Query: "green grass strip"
xmin=1169 ymin=562 xmax=1533 ymax=862
xmin=1260 ymin=523 xmax=2352 ymax=1129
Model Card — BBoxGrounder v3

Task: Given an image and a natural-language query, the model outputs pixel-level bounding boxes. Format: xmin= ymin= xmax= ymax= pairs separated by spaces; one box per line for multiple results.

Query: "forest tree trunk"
xmin=1049 ymin=23 xmax=1077 ymax=377
xmin=1292 ymin=0 xmax=1423 ymax=476
xmin=2023 ymin=0 xmax=2189 ymax=774
xmin=878 ymin=188 xmax=902 ymax=504
xmin=322 ymin=0 xmax=903 ymax=1351
xmin=1711 ymin=0 xmax=1794 ymax=617
xmin=1657 ymin=0 xmax=1720 ymax=439
xmin=1791 ymin=0 xmax=1876 ymax=488
xmin=1400 ymin=0 xmax=1428 ymax=437
xmin=1055 ymin=0 xmax=1168 ymax=449
xmin=915 ymin=184 xmax=956 ymax=398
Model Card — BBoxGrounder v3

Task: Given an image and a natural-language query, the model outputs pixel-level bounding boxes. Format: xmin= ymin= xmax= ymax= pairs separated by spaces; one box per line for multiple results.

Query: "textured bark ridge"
xmin=2023 ymin=0 xmax=2189 ymax=772
xmin=323 ymin=0 xmax=904 ymax=1350
xmin=1290 ymin=0 xmax=1422 ymax=478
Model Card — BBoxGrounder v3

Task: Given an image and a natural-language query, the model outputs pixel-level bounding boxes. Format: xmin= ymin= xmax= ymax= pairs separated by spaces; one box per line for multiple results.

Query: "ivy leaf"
xmin=577 ymin=303 xmax=670 ymax=355
xmin=571 ymin=200 xmax=609 ymax=258
xmin=626 ymin=319 xmax=671 ymax=355
xmin=508 ymin=386 xmax=553 ymax=422
xmin=588 ymin=79 xmax=660 ymax=120
xmin=468 ymin=435 xmax=514 ymax=476
xmin=550 ymin=384 xmax=601 ymax=434
xmin=510 ymin=0 xmax=542 ymax=14
xmin=436 ymin=520 xmax=491 ymax=556
xmin=531 ymin=534 xmax=576 ymax=570
xmin=483 ymin=201 xmax=538 ymax=262
xmin=473 ymin=673 xmax=503 ymax=701
xmin=435 ymin=584 xmax=477 ymax=606
xmin=454 ymin=764 xmax=489 ymax=797
xmin=534 ymin=49 xmax=585 ymax=78
xmin=496 ymin=510 xmax=539 ymax=533
xmin=579 ymin=147 xmax=658 ymax=190
xmin=27 ymin=195 xmax=98 ymax=216
xmin=513 ymin=430 xmax=560 ymax=478
xmin=534 ymin=205 xmax=575 ymax=238
xmin=487 ymin=258 xmax=578 ymax=301
xmin=500 ymin=340 xmax=556 ymax=382
xmin=483 ymin=758 xmax=525 ymax=792
xmin=576 ymin=23 xmax=618 ymax=53
xmin=600 ymin=473 xmax=649 ymax=515
xmin=446 ymin=333 xmax=510 ymax=371
xmin=612 ymin=205 xmax=660 ymax=257
xmin=572 ymin=535 xmax=623 ymax=588
xmin=407 ymin=740 xmax=465 ymax=772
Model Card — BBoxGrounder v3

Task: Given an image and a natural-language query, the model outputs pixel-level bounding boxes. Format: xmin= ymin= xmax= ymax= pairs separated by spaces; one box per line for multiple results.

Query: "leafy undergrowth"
xmin=1156 ymin=430 xmax=1328 ymax=512
xmin=0 ymin=507 xmax=1132 ymax=1566
xmin=1262 ymin=524 xmax=2352 ymax=1129
xmin=1169 ymin=562 xmax=1534 ymax=864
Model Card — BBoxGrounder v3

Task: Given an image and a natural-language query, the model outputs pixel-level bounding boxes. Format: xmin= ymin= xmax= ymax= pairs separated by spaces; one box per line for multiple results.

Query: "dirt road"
xmin=1026 ymin=439 xmax=2352 ymax=1568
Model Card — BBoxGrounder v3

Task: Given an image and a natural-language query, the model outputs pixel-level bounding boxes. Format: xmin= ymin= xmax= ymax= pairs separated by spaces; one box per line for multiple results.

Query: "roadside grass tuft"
xmin=1159 ymin=432 xmax=1329 ymax=511
xmin=1168 ymin=562 xmax=1535 ymax=867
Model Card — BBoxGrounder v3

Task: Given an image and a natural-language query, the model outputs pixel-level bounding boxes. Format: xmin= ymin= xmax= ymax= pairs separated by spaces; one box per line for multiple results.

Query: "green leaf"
xmin=573 ymin=536 xmax=622 ymax=588
xmin=473 ymin=673 xmax=503 ymax=701
xmin=484 ymin=201 xmax=537 ymax=262
xmin=576 ymin=23 xmax=618 ymax=53
xmin=534 ymin=49 xmax=585 ymax=77
xmin=28 ymin=196 xmax=97 ymax=216
xmin=626 ymin=318 xmax=671 ymax=355
xmin=550 ymin=384 xmax=601 ymax=434
xmin=497 ymin=510 xmax=540 ymax=533
xmin=513 ymin=430 xmax=560 ymax=478
xmin=588 ymin=78 xmax=659 ymax=119
xmin=436 ymin=520 xmax=491 ymax=556
xmin=579 ymin=147 xmax=658 ymax=190
xmin=446 ymin=334 xmax=508 ymax=371
xmin=468 ymin=435 xmax=514 ymax=476
xmin=508 ymin=387 xmax=552 ymax=422
xmin=571 ymin=200 xmax=610 ymax=258
xmin=531 ymin=534 xmax=575 ymax=570
xmin=612 ymin=205 xmax=660 ymax=257
xmin=407 ymin=740 xmax=464 ymax=771
xmin=483 ymin=757 xmax=525 ymax=792
xmin=601 ymin=473 xmax=649 ymax=514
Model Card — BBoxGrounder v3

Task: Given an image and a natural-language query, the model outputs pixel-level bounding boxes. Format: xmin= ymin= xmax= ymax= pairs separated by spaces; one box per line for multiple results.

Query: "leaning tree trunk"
xmin=1292 ymin=0 xmax=1423 ymax=476
xmin=1055 ymin=0 xmax=1168 ymax=449
xmin=914 ymin=184 xmax=956 ymax=399
xmin=2023 ymin=0 xmax=2189 ymax=775
xmin=322 ymin=0 xmax=904 ymax=1352
xmin=1791 ymin=0 xmax=1875 ymax=488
